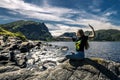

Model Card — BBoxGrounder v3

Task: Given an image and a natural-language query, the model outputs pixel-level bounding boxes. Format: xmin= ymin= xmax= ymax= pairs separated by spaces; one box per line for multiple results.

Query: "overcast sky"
xmin=0 ymin=0 xmax=120 ymax=36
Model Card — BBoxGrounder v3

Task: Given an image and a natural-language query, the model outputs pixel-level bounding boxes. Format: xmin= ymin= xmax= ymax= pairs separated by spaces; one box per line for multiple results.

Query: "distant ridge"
xmin=57 ymin=29 xmax=120 ymax=41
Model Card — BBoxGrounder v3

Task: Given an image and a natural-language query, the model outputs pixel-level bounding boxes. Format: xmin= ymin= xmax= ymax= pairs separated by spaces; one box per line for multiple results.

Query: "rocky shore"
xmin=0 ymin=37 xmax=120 ymax=80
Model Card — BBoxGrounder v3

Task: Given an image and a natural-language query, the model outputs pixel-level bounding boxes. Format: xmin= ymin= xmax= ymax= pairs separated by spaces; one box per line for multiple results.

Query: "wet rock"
xmin=48 ymin=44 xmax=52 ymax=46
xmin=36 ymin=41 xmax=42 ymax=46
xmin=9 ymin=51 xmax=15 ymax=62
xmin=16 ymin=40 xmax=22 ymax=44
xmin=19 ymin=42 xmax=35 ymax=53
xmin=15 ymin=54 xmax=27 ymax=68
xmin=9 ymin=44 xmax=19 ymax=51
xmin=1 ymin=48 xmax=9 ymax=54
xmin=61 ymin=46 xmax=69 ymax=51
xmin=41 ymin=53 xmax=46 ymax=55
xmin=0 ymin=55 xmax=9 ymax=61
xmin=20 ymin=47 xmax=29 ymax=53
xmin=43 ymin=48 xmax=47 ymax=51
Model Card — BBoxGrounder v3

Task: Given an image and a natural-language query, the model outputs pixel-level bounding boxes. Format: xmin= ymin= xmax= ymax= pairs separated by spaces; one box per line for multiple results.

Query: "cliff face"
xmin=0 ymin=58 xmax=120 ymax=80
xmin=0 ymin=20 xmax=52 ymax=40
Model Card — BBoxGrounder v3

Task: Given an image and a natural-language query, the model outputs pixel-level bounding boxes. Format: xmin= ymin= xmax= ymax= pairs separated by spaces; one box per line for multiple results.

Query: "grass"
xmin=0 ymin=27 xmax=26 ymax=41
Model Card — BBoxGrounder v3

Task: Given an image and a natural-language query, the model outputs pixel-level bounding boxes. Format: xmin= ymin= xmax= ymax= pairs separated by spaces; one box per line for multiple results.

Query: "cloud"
xmin=104 ymin=11 xmax=117 ymax=16
xmin=0 ymin=0 xmax=120 ymax=36
xmin=0 ymin=0 xmax=74 ymax=21
xmin=47 ymin=23 xmax=81 ymax=36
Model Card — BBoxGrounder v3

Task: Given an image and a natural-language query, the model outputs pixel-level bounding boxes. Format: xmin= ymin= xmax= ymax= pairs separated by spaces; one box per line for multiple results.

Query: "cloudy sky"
xmin=0 ymin=0 xmax=120 ymax=36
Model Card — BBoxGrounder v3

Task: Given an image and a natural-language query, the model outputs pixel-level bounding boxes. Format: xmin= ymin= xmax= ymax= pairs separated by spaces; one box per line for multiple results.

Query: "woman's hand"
xmin=88 ymin=24 xmax=94 ymax=29
xmin=88 ymin=24 xmax=96 ymax=38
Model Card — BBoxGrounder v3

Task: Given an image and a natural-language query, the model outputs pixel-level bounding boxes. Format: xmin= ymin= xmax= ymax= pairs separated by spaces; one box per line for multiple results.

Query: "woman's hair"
xmin=78 ymin=29 xmax=84 ymax=36
xmin=78 ymin=29 xmax=89 ymax=50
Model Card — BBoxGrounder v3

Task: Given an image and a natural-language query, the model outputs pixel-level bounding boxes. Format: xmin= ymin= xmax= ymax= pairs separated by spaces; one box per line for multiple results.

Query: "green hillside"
xmin=0 ymin=27 xmax=26 ymax=41
xmin=0 ymin=20 xmax=52 ymax=41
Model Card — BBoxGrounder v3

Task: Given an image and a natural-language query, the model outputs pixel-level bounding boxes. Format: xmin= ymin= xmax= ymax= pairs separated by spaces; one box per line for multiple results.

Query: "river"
xmin=49 ymin=42 xmax=120 ymax=62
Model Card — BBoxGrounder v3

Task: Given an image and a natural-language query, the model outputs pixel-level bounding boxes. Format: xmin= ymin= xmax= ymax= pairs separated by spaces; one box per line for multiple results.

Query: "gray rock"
xmin=0 ymin=54 xmax=9 ymax=61
xmin=15 ymin=54 xmax=27 ymax=68
xmin=9 ymin=51 xmax=15 ymax=62
xmin=9 ymin=44 xmax=19 ymax=51
xmin=19 ymin=42 xmax=35 ymax=53
xmin=0 ymin=66 xmax=20 ymax=73
xmin=0 ymin=58 xmax=120 ymax=80
xmin=36 ymin=58 xmax=120 ymax=80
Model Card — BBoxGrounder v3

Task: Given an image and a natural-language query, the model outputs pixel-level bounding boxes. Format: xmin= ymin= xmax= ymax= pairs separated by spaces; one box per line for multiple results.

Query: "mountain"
xmin=94 ymin=29 xmax=120 ymax=41
xmin=54 ymin=32 xmax=76 ymax=41
xmin=0 ymin=20 xmax=52 ymax=40
xmin=59 ymin=32 xmax=76 ymax=37
xmin=57 ymin=29 xmax=120 ymax=41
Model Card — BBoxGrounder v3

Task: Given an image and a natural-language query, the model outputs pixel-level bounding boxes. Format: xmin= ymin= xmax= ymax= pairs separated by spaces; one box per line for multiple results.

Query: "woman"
xmin=66 ymin=24 xmax=95 ymax=60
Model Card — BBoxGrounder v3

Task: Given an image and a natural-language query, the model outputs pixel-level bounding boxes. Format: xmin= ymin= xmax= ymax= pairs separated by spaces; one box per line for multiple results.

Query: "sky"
xmin=0 ymin=0 xmax=120 ymax=36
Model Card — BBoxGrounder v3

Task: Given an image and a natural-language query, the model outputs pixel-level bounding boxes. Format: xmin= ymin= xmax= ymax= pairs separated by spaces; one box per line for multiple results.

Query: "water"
xmin=49 ymin=42 xmax=120 ymax=62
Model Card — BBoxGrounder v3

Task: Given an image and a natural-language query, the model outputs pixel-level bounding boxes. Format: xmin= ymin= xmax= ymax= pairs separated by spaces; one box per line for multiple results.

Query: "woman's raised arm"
xmin=88 ymin=24 xmax=96 ymax=38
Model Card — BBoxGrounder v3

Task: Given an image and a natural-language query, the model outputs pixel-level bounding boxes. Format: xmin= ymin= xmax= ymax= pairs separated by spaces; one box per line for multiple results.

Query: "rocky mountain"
xmin=0 ymin=20 xmax=52 ymax=40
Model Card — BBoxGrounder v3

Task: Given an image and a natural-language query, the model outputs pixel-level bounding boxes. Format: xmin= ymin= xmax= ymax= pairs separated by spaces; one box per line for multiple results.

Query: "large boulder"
xmin=0 ymin=58 xmax=119 ymax=80
xmin=34 ymin=58 xmax=120 ymax=80
xmin=19 ymin=42 xmax=35 ymax=53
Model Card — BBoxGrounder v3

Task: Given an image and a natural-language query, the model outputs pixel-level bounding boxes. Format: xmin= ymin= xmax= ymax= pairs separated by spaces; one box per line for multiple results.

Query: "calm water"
xmin=49 ymin=42 xmax=120 ymax=62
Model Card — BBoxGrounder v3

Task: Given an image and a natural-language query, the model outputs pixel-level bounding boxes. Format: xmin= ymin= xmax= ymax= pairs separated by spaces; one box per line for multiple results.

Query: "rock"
xmin=43 ymin=48 xmax=47 ymax=51
xmin=41 ymin=53 xmax=46 ymax=55
xmin=0 ymin=66 xmax=20 ymax=73
xmin=9 ymin=51 xmax=27 ymax=68
xmin=9 ymin=44 xmax=19 ymax=51
xmin=57 ymin=57 xmax=68 ymax=63
xmin=15 ymin=54 xmax=27 ymax=68
xmin=42 ymin=60 xmax=57 ymax=69
xmin=35 ymin=58 xmax=120 ymax=80
xmin=0 ymin=46 xmax=3 ymax=50
xmin=19 ymin=42 xmax=35 ymax=53
xmin=1 ymin=48 xmax=9 ymax=54
xmin=0 ymin=67 xmax=35 ymax=80
xmin=9 ymin=51 xmax=16 ymax=62
xmin=0 ymin=58 xmax=120 ymax=80
xmin=0 ymin=54 xmax=9 ymax=61
xmin=36 ymin=41 xmax=42 ymax=46
xmin=20 ymin=47 xmax=29 ymax=53
xmin=61 ymin=46 xmax=69 ymax=51
xmin=16 ymin=40 xmax=22 ymax=44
